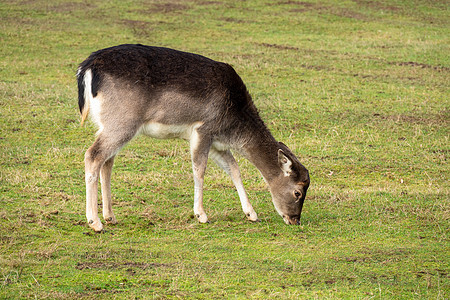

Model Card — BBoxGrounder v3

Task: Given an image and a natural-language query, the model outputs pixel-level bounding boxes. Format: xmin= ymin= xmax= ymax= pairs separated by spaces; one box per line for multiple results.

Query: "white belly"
xmin=139 ymin=122 xmax=203 ymax=140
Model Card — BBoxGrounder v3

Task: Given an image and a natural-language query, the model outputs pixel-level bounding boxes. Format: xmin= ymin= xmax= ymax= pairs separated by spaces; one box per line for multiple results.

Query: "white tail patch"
xmin=81 ymin=69 xmax=104 ymax=134
xmin=80 ymin=69 xmax=92 ymax=125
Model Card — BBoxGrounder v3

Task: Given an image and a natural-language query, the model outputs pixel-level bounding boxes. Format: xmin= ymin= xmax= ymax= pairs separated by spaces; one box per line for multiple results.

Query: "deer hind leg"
xmin=100 ymin=155 xmax=116 ymax=224
xmin=85 ymin=129 xmax=136 ymax=231
xmin=209 ymin=147 xmax=259 ymax=222
xmin=85 ymin=139 xmax=106 ymax=232
xmin=190 ymin=128 xmax=212 ymax=224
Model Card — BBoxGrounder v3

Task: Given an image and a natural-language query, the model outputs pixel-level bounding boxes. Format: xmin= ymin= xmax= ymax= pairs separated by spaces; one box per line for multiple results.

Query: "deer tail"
xmin=77 ymin=68 xmax=93 ymax=126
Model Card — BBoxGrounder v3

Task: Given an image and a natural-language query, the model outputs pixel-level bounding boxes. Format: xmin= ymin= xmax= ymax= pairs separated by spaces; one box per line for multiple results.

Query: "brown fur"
xmin=77 ymin=44 xmax=309 ymax=231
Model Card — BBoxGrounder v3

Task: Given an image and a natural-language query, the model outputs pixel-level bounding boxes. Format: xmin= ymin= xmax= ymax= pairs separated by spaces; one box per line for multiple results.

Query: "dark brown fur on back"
xmin=77 ymin=44 xmax=267 ymax=143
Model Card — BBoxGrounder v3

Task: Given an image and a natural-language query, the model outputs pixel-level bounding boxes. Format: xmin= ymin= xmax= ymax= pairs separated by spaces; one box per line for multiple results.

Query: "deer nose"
xmin=284 ymin=215 xmax=300 ymax=225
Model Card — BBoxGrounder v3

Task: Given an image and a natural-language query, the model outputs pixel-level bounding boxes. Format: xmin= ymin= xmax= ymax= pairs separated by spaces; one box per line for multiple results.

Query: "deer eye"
xmin=294 ymin=191 xmax=302 ymax=199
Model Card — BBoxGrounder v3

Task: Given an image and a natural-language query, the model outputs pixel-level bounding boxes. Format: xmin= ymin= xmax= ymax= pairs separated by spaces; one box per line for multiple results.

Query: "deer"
xmin=77 ymin=44 xmax=310 ymax=232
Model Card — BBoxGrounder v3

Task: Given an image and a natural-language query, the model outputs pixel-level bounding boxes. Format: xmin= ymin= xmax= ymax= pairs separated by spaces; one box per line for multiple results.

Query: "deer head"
xmin=268 ymin=143 xmax=310 ymax=225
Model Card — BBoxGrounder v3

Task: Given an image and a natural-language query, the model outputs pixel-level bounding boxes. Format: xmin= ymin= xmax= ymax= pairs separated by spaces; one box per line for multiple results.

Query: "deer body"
xmin=77 ymin=44 xmax=309 ymax=232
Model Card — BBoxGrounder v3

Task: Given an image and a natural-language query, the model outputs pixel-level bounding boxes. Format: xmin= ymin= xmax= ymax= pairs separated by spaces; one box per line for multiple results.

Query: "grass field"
xmin=0 ymin=0 xmax=448 ymax=298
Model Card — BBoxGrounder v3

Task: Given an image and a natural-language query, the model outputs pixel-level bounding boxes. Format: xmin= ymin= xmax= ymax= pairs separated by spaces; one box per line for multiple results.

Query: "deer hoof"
xmin=246 ymin=211 xmax=259 ymax=222
xmin=196 ymin=213 xmax=209 ymax=224
xmin=88 ymin=219 xmax=103 ymax=232
xmin=104 ymin=216 xmax=117 ymax=224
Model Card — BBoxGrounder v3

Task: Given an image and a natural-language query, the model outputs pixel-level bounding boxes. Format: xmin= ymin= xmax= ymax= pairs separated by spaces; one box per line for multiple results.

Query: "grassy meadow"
xmin=0 ymin=0 xmax=448 ymax=298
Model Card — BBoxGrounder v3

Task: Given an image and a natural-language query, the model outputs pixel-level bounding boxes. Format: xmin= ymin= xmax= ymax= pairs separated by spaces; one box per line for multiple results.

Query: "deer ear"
xmin=278 ymin=141 xmax=287 ymax=148
xmin=278 ymin=149 xmax=292 ymax=177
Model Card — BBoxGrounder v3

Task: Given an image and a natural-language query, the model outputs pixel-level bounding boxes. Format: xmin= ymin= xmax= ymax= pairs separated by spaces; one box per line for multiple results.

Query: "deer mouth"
xmin=283 ymin=215 xmax=301 ymax=225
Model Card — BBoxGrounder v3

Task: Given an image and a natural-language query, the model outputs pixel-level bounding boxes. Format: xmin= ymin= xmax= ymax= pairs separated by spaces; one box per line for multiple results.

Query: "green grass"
xmin=0 ymin=0 xmax=448 ymax=298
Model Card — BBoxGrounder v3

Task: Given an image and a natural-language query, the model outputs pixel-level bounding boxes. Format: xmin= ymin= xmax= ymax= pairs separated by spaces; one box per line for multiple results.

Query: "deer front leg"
xmin=192 ymin=166 xmax=208 ymax=223
xmin=100 ymin=156 xmax=117 ymax=224
xmin=210 ymin=147 xmax=258 ymax=222
xmin=190 ymin=128 xmax=211 ymax=223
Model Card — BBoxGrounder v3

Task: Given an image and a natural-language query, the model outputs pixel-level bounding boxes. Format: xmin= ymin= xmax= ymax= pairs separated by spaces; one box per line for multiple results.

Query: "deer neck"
xmin=239 ymin=125 xmax=281 ymax=183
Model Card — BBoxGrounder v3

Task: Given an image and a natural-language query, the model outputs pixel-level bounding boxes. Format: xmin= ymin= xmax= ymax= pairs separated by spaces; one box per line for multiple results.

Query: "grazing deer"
xmin=77 ymin=44 xmax=310 ymax=232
